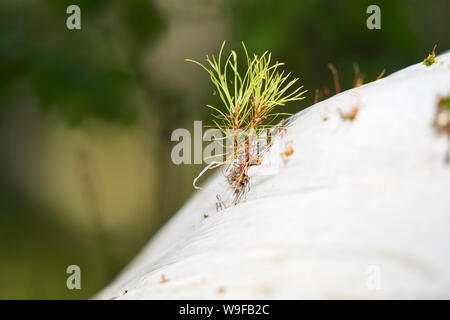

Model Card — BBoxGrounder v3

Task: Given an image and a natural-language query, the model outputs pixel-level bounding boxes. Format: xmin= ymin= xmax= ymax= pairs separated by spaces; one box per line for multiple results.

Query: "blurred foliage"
xmin=224 ymin=0 xmax=450 ymax=109
xmin=0 ymin=0 xmax=169 ymax=299
xmin=0 ymin=0 xmax=164 ymax=124
xmin=0 ymin=0 xmax=449 ymax=299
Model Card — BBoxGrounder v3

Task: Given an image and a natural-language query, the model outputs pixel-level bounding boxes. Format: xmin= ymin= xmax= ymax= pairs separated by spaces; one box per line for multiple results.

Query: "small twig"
xmin=327 ymin=63 xmax=341 ymax=94
xmin=376 ymin=69 xmax=386 ymax=80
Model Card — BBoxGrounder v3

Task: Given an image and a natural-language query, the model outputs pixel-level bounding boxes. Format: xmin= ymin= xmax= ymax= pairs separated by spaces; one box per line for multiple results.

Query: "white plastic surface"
xmin=97 ymin=51 xmax=450 ymax=299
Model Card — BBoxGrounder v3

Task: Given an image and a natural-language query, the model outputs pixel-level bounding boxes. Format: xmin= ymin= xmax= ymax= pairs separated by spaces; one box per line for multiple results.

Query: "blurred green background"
xmin=0 ymin=0 xmax=449 ymax=299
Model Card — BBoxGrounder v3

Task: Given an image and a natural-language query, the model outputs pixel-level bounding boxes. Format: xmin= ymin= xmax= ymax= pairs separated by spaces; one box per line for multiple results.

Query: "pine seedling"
xmin=434 ymin=96 xmax=450 ymax=136
xmin=434 ymin=96 xmax=450 ymax=164
xmin=186 ymin=41 xmax=306 ymax=204
xmin=423 ymin=45 xmax=438 ymax=66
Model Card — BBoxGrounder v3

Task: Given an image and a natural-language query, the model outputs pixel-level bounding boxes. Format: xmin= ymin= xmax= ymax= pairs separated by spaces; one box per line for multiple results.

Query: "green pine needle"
xmin=186 ymin=41 xmax=307 ymax=135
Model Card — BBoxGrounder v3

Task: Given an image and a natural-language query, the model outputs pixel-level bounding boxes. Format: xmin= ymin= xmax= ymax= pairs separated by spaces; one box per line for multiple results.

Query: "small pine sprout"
xmin=314 ymin=64 xmax=385 ymax=104
xmin=423 ymin=45 xmax=438 ymax=66
xmin=440 ymin=97 xmax=450 ymax=112
xmin=186 ymin=41 xmax=306 ymax=204
xmin=434 ymin=96 xmax=450 ymax=136
xmin=434 ymin=96 xmax=450 ymax=164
